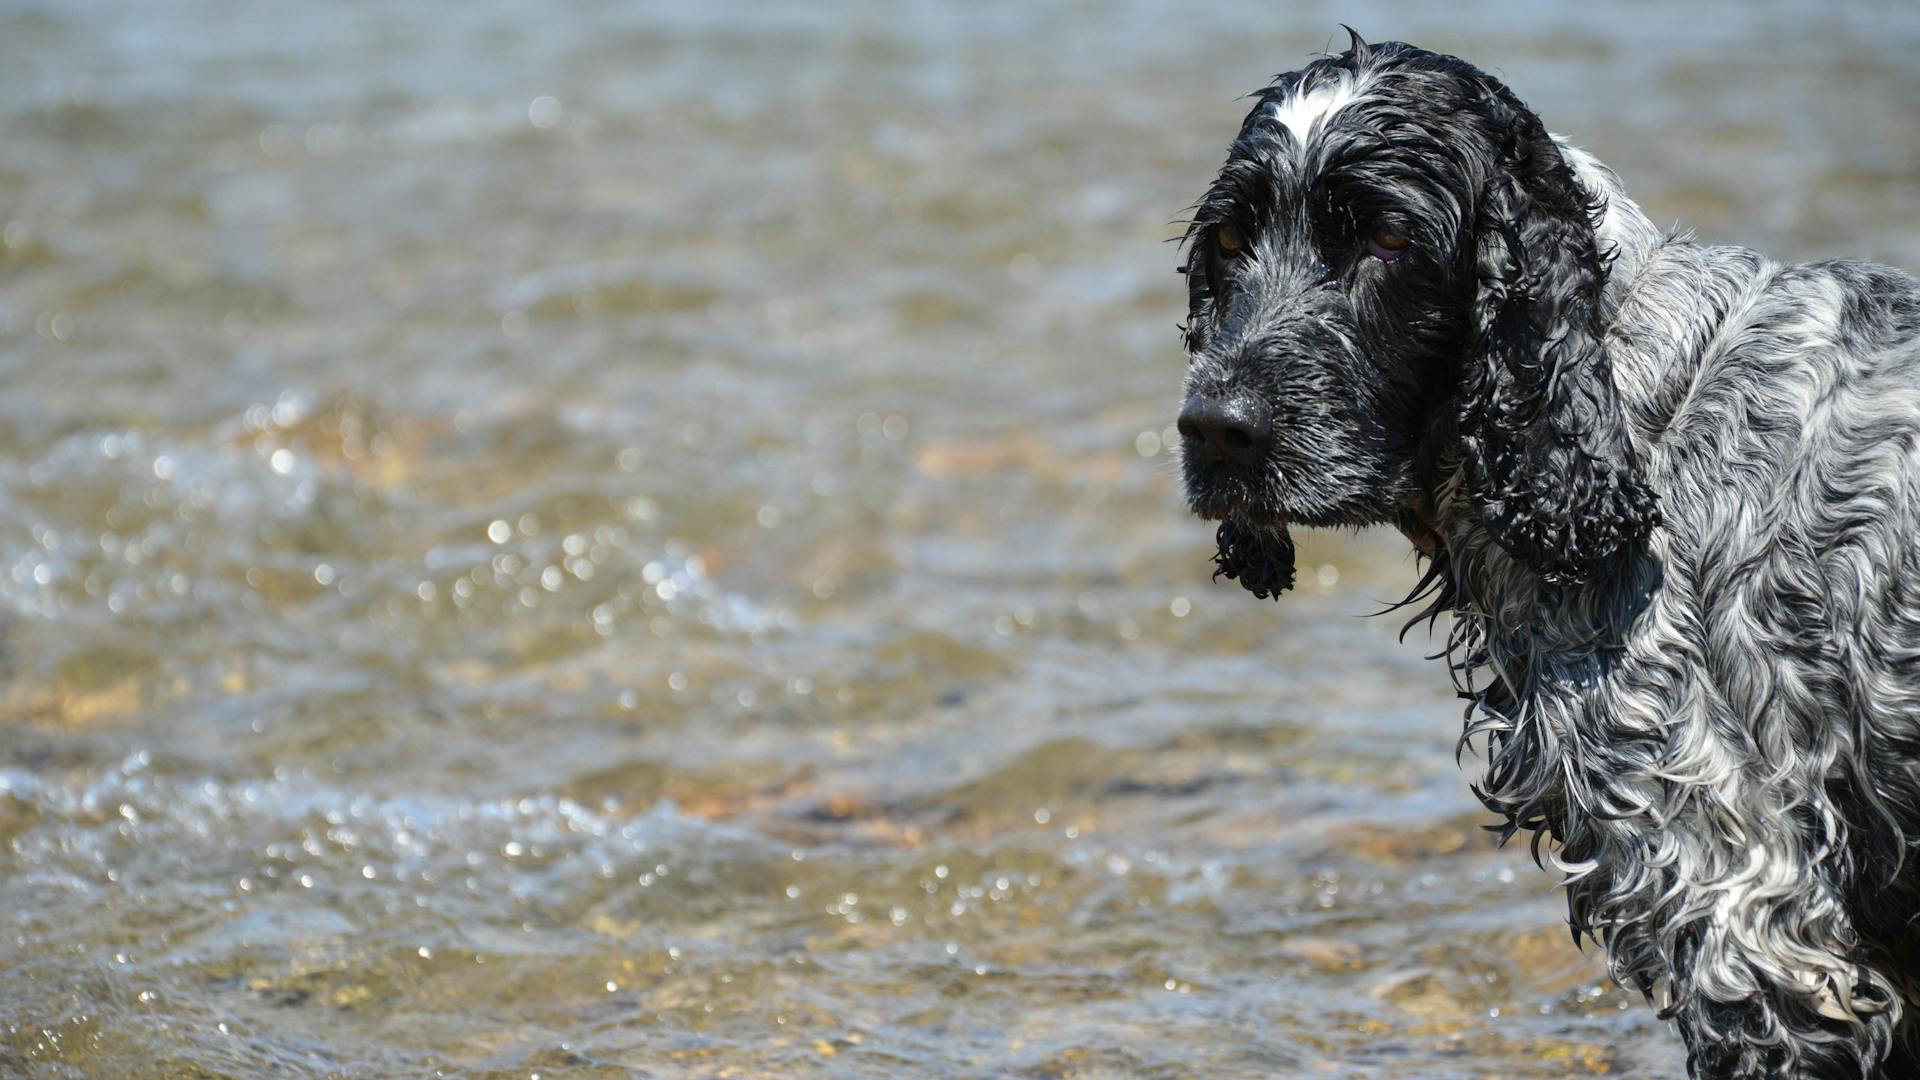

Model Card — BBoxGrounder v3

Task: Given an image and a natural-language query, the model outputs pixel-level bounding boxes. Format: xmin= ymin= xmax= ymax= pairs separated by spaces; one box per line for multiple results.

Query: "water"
xmin=1 ymin=1 xmax=1916 ymax=1076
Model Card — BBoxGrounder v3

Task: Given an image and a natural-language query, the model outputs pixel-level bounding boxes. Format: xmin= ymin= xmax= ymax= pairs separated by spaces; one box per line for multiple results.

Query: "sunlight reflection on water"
xmin=0 ymin=1 xmax=1915 ymax=1074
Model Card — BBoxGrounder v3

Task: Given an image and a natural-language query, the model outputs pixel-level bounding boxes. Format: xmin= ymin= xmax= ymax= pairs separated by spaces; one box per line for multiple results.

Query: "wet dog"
xmin=1175 ymin=31 xmax=1920 ymax=1080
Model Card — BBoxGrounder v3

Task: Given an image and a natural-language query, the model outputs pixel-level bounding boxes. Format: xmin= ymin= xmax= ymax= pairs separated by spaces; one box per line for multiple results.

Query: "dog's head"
xmin=1177 ymin=32 xmax=1658 ymax=594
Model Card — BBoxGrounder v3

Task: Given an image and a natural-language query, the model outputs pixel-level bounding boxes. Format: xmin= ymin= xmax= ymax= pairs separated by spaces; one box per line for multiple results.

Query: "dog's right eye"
xmin=1366 ymin=228 xmax=1411 ymax=261
xmin=1215 ymin=224 xmax=1245 ymax=258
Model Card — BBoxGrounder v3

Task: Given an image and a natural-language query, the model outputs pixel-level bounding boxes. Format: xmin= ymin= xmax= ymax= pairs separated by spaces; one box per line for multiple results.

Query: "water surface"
xmin=2 ymin=2 xmax=1917 ymax=1076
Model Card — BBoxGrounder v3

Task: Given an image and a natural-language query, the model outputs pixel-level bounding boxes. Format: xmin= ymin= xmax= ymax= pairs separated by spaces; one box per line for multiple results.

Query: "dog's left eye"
xmin=1367 ymin=228 xmax=1411 ymax=261
xmin=1215 ymin=224 xmax=1245 ymax=257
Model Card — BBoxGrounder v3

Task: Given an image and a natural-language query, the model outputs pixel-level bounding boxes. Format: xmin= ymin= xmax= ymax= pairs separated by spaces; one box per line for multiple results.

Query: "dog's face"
xmin=1178 ymin=37 xmax=1659 ymax=594
xmin=1180 ymin=48 xmax=1473 ymax=534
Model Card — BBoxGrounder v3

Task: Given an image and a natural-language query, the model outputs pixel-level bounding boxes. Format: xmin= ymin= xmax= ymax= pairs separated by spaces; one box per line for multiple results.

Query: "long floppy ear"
xmin=1457 ymin=91 xmax=1660 ymax=584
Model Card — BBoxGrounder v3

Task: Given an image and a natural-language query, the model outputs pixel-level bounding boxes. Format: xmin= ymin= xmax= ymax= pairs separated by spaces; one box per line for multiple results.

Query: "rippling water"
xmin=2 ymin=2 xmax=1916 ymax=1076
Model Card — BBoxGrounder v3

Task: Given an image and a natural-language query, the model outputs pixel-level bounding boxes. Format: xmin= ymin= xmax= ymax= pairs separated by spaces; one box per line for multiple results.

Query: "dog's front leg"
xmin=1511 ymin=696 xmax=1905 ymax=1079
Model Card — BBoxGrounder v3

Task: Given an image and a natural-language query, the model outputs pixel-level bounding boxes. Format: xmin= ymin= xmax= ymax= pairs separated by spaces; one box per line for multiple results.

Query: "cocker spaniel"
xmin=1174 ymin=31 xmax=1920 ymax=1080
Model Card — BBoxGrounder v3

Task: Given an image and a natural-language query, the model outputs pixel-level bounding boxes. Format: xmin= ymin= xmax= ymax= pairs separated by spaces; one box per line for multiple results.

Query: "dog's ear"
xmin=1456 ymin=90 xmax=1659 ymax=584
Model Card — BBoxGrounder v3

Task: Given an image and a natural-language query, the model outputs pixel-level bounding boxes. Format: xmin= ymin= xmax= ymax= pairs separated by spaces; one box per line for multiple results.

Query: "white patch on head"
xmin=1269 ymin=73 xmax=1370 ymax=148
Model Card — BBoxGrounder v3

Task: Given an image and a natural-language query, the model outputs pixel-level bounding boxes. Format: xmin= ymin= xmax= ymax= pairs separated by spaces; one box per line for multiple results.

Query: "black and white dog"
xmin=1175 ymin=32 xmax=1920 ymax=1080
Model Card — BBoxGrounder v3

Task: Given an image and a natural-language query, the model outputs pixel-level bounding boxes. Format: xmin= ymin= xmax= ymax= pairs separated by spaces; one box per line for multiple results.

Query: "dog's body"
xmin=1451 ymin=148 xmax=1920 ymax=1079
xmin=1174 ymin=35 xmax=1920 ymax=1079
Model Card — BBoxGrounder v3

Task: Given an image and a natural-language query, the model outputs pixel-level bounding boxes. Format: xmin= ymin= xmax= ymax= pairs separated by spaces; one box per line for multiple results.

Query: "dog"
xmin=1174 ymin=31 xmax=1920 ymax=1080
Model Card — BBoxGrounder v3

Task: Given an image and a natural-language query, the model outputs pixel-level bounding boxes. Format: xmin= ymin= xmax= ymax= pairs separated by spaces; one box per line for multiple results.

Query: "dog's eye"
xmin=1367 ymin=228 xmax=1411 ymax=261
xmin=1215 ymin=224 xmax=1245 ymax=257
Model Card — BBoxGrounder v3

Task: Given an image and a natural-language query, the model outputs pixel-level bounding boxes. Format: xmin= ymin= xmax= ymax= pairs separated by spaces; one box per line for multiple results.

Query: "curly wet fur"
xmin=1176 ymin=33 xmax=1920 ymax=1080
xmin=1209 ymin=521 xmax=1296 ymax=599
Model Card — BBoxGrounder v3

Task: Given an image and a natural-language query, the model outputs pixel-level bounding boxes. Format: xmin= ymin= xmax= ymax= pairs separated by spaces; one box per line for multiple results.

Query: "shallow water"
xmin=1 ymin=2 xmax=1917 ymax=1076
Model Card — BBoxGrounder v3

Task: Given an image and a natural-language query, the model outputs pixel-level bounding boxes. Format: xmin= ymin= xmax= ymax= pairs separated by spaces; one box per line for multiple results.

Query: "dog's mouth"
xmin=1395 ymin=496 xmax=1444 ymax=558
xmin=1201 ymin=495 xmax=1445 ymax=602
xmin=1187 ymin=491 xmax=1267 ymax=525
xmin=1180 ymin=452 xmax=1295 ymax=596
xmin=1181 ymin=461 xmax=1277 ymax=525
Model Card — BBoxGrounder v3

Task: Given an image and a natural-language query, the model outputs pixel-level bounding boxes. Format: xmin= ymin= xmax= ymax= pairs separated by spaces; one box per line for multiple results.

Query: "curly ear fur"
xmin=1458 ymin=91 xmax=1660 ymax=583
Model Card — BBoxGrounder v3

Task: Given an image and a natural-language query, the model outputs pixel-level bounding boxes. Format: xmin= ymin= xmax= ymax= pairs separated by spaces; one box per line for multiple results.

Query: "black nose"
xmin=1177 ymin=394 xmax=1271 ymax=465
